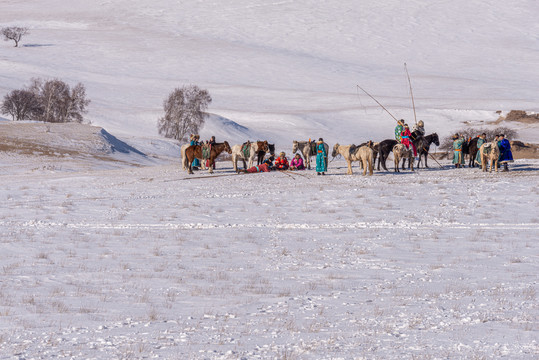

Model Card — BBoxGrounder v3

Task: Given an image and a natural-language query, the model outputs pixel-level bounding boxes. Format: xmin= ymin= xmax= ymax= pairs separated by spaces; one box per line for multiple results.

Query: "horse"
xmin=230 ymin=141 xmax=266 ymax=172
xmin=181 ymin=143 xmax=206 ymax=171
xmin=412 ymin=132 xmax=440 ymax=168
xmin=332 ymin=141 xmax=374 ymax=175
xmin=479 ymin=141 xmax=500 ymax=172
xmin=373 ymin=139 xmax=397 ymax=171
xmin=292 ymin=140 xmax=329 ymax=170
xmin=463 ymin=137 xmax=480 ymax=168
xmin=392 ymin=144 xmax=414 ymax=172
xmin=256 ymin=142 xmax=274 ymax=165
xmin=185 ymin=141 xmax=232 ymax=174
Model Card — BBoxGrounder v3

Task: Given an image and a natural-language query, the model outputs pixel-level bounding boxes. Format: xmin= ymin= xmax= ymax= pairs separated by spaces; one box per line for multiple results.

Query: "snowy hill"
xmin=1 ymin=0 xmax=538 ymax=150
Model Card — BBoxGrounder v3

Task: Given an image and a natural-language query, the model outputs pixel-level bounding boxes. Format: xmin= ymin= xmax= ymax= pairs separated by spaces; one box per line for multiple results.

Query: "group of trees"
xmin=1 ymin=78 xmax=91 ymax=123
xmin=1 ymin=24 xmax=210 ymax=137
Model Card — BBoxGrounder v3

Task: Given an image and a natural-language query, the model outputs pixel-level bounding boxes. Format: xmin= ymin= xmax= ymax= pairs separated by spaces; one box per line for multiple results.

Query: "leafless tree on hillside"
xmin=157 ymin=85 xmax=212 ymax=142
xmin=1 ymin=89 xmax=43 ymax=121
xmin=28 ymin=78 xmax=91 ymax=123
xmin=1 ymin=26 xmax=29 ymax=47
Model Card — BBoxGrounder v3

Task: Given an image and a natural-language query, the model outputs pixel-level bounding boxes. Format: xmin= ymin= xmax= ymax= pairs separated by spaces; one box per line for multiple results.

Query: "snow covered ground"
xmin=1 ymin=153 xmax=538 ymax=358
xmin=1 ymin=0 xmax=538 ymax=358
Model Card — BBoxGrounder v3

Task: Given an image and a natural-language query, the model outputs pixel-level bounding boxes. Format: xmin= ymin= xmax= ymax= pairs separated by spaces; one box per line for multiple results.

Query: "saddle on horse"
xmin=201 ymin=144 xmax=211 ymax=159
xmin=241 ymin=141 xmax=251 ymax=158
xmin=309 ymin=141 xmax=317 ymax=156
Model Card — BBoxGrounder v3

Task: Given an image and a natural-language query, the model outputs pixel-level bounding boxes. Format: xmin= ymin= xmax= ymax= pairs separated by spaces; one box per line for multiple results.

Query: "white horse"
xmin=332 ymin=142 xmax=374 ymax=175
xmin=181 ymin=144 xmax=206 ymax=170
xmin=392 ymin=144 xmax=414 ymax=172
xmin=231 ymin=141 xmax=260 ymax=172
xmin=292 ymin=140 xmax=329 ymax=170
xmin=479 ymin=142 xmax=500 ymax=172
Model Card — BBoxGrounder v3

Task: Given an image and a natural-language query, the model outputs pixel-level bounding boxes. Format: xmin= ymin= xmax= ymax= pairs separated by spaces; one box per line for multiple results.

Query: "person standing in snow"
xmin=452 ymin=134 xmax=465 ymax=168
xmin=497 ymin=134 xmax=513 ymax=171
xmin=395 ymin=119 xmax=405 ymax=142
xmin=189 ymin=134 xmax=201 ymax=170
xmin=475 ymin=133 xmax=486 ymax=166
xmin=316 ymin=138 xmax=327 ymax=175
xmin=206 ymin=135 xmax=217 ymax=169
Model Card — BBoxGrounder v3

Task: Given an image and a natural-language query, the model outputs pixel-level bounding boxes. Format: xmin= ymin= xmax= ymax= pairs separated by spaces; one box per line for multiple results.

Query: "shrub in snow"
xmin=1 ymin=26 xmax=29 ymax=47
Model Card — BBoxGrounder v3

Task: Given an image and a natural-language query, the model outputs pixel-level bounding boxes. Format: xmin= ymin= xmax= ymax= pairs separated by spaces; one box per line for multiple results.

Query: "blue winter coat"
xmin=498 ymin=139 xmax=513 ymax=162
xmin=315 ymin=143 xmax=327 ymax=172
xmin=190 ymin=140 xmax=200 ymax=167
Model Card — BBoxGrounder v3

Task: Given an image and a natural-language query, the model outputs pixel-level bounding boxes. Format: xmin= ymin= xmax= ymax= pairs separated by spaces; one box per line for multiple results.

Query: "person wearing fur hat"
xmin=274 ymin=152 xmax=289 ymax=170
xmin=452 ymin=133 xmax=465 ymax=168
xmin=315 ymin=138 xmax=327 ymax=175
xmin=395 ymin=119 xmax=405 ymax=142
xmin=411 ymin=120 xmax=425 ymax=139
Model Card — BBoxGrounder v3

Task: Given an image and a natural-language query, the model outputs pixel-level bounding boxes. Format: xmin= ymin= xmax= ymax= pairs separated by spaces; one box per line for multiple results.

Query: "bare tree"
xmin=1 ymin=89 xmax=43 ymax=121
xmin=1 ymin=26 xmax=29 ymax=47
xmin=157 ymin=85 xmax=212 ymax=142
xmin=28 ymin=78 xmax=90 ymax=123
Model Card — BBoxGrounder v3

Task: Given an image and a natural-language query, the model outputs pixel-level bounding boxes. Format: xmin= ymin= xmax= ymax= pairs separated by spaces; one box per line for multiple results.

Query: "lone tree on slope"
xmin=1 ymin=89 xmax=42 ymax=121
xmin=1 ymin=26 xmax=29 ymax=47
xmin=157 ymin=85 xmax=212 ymax=142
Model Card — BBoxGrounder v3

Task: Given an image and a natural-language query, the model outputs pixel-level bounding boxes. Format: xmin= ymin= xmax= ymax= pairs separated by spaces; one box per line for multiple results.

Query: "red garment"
xmin=245 ymin=163 xmax=270 ymax=173
xmin=401 ymin=129 xmax=417 ymax=156
xmin=274 ymin=156 xmax=289 ymax=170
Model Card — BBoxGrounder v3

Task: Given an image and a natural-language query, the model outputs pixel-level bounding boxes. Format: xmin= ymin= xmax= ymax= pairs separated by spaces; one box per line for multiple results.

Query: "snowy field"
xmin=1 ymin=0 xmax=538 ymax=358
xmin=1 ymin=156 xmax=538 ymax=359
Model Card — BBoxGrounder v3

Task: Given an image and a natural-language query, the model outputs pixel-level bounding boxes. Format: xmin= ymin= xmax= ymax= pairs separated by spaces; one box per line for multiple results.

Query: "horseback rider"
xmin=401 ymin=124 xmax=418 ymax=157
xmin=395 ymin=119 xmax=405 ymax=142
xmin=411 ymin=120 xmax=425 ymax=140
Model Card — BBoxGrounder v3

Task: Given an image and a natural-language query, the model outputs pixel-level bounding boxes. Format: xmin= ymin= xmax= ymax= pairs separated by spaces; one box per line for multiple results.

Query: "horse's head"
xmin=432 ymin=133 xmax=440 ymax=146
xmin=268 ymin=143 xmax=275 ymax=155
xmin=223 ymin=141 xmax=232 ymax=154
xmin=292 ymin=141 xmax=298 ymax=153
xmin=367 ymin=140 xmax=374 ymax=148
xmin=331 ymin=143 xmax=339 ymax=158
xmin=258 ymin=140 xmax=269 ymax=152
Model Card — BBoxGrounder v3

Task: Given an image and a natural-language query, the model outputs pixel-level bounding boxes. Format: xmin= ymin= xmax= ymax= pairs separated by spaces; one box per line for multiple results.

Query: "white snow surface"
xmin=1 ymin=1 xmax=539 ymax=358
xmin=1 ymin=0 xmax=539 ymax=145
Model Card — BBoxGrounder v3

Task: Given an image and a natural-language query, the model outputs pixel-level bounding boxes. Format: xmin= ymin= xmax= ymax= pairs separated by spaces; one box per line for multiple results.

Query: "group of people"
xmin=240 ymin=138 xmax=329 ymax=175
xmin=394 ymin=119 xmax=425 ymax=158
xmin=189 ymin=134 xmax=216 ymax=170
xmin=452 ymin=133 xmax=514 ymax=171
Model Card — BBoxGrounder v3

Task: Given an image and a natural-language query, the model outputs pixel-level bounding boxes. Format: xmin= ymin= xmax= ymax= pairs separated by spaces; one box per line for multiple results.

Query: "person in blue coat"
xmin=315 ymin=138 xmax=327 ymax=175
xmin=190 ymin=134 xmax=201 ymax=170
xmin=497 ymin=134 xmax=513 ymax=171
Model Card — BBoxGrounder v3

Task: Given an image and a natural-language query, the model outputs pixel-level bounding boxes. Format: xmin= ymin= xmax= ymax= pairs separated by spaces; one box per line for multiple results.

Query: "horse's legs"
xmin=242 ymin=158 xmax=247 ymax=170
xmin=347 ymin=160 xmax=353 ymax=175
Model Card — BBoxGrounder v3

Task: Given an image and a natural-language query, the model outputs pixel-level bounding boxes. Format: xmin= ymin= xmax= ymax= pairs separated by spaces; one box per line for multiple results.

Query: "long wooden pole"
xmin=404 ymin=63 xmax=417 ymax=125
xmin=356 ymin=85 xmax=400 ymax=123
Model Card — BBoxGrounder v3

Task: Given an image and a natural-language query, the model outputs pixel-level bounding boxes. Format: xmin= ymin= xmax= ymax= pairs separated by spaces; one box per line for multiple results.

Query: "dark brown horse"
xmin=373 ymin=139 xmax=398 ymax=171
xmin=257 ymin=143 xmax=275 ymax=165
xmin=185 ymin=141 xmax=232 ymax=174
xmin=463 ymin=137 xmax=479 ymax=168
xmin=412 ymin=132 xmax=440 ymax=168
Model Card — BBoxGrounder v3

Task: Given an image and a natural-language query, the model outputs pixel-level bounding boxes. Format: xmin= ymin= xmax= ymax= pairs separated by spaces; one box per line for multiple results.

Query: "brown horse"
xmin=185 ymin=141 xmax=232 ymax=174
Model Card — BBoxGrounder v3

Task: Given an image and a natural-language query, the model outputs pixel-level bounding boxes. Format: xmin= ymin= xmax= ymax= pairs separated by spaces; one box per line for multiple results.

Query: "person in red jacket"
xmin=240 ymin=156 xmax=274 ymax=173
xmin=400 ymin=124 xmax=417 ymax=157
xmin=274 ymin=152 xmax=289 ymax=170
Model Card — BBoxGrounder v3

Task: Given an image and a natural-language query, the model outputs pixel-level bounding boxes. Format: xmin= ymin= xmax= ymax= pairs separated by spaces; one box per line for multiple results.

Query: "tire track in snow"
xmin=6 ymin=220 xmax=539 ymax=231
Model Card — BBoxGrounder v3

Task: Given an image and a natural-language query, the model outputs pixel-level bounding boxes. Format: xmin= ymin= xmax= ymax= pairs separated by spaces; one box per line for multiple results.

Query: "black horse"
xmin=412 ymin=132 xmax=440 ymax=168
xmin=257 ymin=143 xmax=275 ymax=165
xmin=462 ymin=137 xmax=479 ymax=168
xmin=373 ymin=139 xmax=398 ymax=171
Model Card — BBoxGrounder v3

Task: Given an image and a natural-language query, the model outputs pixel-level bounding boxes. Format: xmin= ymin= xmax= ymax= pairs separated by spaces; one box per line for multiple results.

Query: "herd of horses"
xmin=180 ymin=131 xmax=445 ymax=176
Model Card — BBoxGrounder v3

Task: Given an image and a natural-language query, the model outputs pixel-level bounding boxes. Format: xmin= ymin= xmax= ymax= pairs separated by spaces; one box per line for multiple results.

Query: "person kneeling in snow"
xmin=240 ymin=156 xmax=275 ymax=173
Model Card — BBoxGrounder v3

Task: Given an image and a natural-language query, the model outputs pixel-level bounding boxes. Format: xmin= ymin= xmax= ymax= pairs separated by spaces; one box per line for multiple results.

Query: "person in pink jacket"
xmin=290 ymin=153 xmax=305 ymax=170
